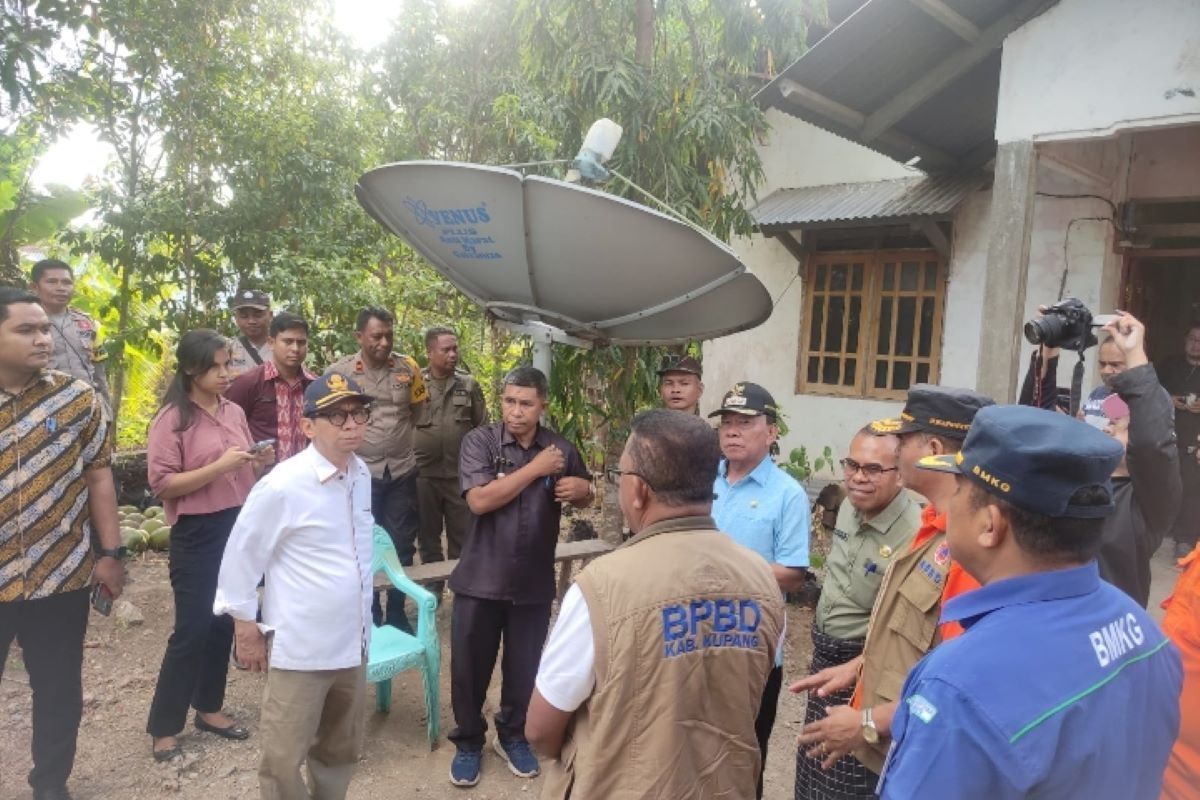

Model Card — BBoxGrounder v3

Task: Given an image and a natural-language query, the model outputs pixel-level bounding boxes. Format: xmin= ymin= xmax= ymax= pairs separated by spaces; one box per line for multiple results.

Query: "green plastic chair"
xmin=368 ymin=525 xmax=441 ymax=749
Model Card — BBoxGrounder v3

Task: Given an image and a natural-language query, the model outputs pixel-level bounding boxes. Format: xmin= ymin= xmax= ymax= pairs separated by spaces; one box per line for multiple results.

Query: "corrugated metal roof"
xmin=753 ymin=0 xmax=1059 ymax=171
xmin=751 ymin=173 xmax=985 ymax=228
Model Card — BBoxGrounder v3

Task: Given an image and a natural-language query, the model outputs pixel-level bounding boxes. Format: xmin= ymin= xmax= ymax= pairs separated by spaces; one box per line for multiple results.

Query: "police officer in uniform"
xmin=878 ymin=405 xmax=1182 ymax=798
xmin=414 ymin=326 xmax=486 ymax=571
xmin=30 ymin=259 xmax=111 ymax=414
xmin=329 ymin=307 xmax=427 ymax=632
xmin=226 ymin=289 xmax=273 ymax=379
xmin=526 ymin=409 xmax=784 ymax=799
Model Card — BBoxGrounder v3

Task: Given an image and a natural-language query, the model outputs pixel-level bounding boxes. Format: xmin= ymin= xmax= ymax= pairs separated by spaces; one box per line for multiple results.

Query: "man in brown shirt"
xmin=329 ymin=308 xmax=427 ymax=632
xmin=414 ymin=326 xmax=486 ymax=569
xmin=447 ymin=366 xmax=591 ymax=788
xmin=0 ymin=287 xmax=124 ymax=800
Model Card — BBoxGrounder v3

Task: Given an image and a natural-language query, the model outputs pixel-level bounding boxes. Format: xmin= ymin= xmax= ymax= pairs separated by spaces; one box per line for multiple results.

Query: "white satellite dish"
xmin=354 ymin=161 xmax=772 ymax=347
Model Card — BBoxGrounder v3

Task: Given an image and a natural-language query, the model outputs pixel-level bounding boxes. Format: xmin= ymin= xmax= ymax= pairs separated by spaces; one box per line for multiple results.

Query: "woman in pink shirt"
xmin=145 ymin=329 xmax=273 ymax=762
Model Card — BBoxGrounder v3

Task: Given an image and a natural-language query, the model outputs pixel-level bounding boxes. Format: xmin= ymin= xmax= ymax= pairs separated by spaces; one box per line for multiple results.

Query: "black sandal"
xmin=194 ymin=714 xmax=250 ymax=740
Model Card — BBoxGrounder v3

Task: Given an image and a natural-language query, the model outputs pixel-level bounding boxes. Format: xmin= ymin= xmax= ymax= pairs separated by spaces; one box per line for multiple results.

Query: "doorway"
xmin=1121 ymin=255 xmax=1200 ymax=364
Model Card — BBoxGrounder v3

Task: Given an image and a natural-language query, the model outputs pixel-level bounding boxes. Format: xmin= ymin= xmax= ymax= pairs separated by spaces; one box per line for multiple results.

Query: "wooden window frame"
xmin=796 ymin=248 xmax=947 ymax=401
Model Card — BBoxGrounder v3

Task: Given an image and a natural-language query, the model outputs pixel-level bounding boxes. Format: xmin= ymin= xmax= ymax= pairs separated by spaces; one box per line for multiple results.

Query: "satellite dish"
xmin=355 ymin=161 xmax=772 ymax=346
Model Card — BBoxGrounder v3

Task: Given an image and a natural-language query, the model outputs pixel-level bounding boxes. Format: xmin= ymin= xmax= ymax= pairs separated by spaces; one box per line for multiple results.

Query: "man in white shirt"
xmin=214 ymin=372 xmax=375 ymax=800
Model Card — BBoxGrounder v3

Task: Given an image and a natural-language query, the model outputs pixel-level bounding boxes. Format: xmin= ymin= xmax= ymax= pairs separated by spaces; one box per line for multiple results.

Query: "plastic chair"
xmin=367 ymin=525 xmax=441 ymax=749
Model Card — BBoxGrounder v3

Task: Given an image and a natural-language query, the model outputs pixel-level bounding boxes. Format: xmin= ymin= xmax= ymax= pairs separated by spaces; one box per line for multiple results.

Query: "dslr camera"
xmin=1023 ymin=298 xmax=1110 ymax=352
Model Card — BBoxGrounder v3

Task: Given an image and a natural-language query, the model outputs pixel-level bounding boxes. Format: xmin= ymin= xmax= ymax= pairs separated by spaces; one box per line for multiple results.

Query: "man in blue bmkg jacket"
xmin=878 ymin=404 xmax=1182 ymax=800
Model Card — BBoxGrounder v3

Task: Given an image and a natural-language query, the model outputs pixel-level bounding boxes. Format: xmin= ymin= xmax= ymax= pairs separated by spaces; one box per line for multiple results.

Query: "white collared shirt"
xmin=214 ymin=444 xmax=374 ymax=670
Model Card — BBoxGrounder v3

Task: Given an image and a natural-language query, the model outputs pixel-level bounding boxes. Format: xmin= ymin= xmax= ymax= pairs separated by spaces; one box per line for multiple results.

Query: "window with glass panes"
xmin=797 ymin=250 xmax=946 ymax=399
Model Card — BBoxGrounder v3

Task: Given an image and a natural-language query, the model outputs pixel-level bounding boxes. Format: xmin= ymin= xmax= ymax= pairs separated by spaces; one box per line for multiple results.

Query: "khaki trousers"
xmin=258 ymin=663 xmax=366 ymax=800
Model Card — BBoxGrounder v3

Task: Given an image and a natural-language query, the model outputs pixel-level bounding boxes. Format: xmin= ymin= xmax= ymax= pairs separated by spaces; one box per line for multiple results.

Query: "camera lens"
xmin=1024 ymin=315 xmax=1067 ymax=347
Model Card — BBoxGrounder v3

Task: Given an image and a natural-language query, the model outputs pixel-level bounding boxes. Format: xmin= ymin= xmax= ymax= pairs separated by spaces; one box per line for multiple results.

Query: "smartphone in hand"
xmin=249 ymin=438 xmax=276 ymax=454
xmin=91 ymin=583 xmax=113 ymax=616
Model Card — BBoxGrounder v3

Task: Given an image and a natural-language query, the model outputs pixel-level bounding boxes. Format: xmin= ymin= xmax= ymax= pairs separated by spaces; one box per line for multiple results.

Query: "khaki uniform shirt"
xmin=47 ymin=308 xmax=110 ymax=410
xmin=815 ymin=491 xmax=921 ymax=641
xmin=852 ymin=519 xmax=952 ymax=773
xmin=227 ymin=335 xmax=273 ymax=379
xmin=328 ymin=351 xmax=427 ymax=480
xmin=413 ymin=368 xmax=486 ymax=479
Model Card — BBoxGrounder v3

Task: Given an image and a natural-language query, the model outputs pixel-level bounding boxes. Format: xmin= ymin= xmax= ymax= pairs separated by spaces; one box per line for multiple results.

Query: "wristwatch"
xmin=861 ymin=707 xmax=880 ymax=744
xmin=97 ymin=546 xmax=128 ymax=561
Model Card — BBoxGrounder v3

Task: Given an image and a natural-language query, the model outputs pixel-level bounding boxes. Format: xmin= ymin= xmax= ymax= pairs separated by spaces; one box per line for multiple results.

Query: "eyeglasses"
xmin=605 ymin=466 xmax=658 ymax=492
xmin=315 ymin=407 xmax=371 ymax=427
xmin=840 ymin=458 xmax=899 ymax=479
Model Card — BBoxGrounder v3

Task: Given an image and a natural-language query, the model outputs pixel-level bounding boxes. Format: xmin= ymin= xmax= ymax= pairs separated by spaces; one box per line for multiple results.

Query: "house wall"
xmin=996 ymin=0 xmax=1200 ymax=143
xmin=1128 ymin=127 xmax=1200 ymax=200
xmin=702 ymin=112 xmax=1004 ymax=464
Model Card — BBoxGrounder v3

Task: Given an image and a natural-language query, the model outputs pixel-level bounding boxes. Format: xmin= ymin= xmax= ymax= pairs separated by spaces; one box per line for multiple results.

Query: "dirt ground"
xmin=0 ymin=554 xmax=816 ymax=800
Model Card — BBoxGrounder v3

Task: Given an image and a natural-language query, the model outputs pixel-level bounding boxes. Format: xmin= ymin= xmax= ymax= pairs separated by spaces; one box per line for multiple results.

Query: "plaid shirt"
xmin=262 ymin=360 xmax=315 ymax=462
xmin=0 ymin=371 xmax=110 ymax=601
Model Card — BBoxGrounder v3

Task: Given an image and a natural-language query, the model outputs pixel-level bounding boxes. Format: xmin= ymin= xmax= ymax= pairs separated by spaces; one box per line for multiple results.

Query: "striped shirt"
xmin=0 ymin=370 xmax=111 ymax=601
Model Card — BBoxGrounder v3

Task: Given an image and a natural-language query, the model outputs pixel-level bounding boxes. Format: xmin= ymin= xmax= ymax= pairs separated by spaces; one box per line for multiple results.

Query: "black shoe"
xmin=32 ymin=787 xmax=72 ymax=800
xmin=152 ymin=742 xmax=183 ymax=763
xmin=194 ymin=714 xmax=251 ymax=740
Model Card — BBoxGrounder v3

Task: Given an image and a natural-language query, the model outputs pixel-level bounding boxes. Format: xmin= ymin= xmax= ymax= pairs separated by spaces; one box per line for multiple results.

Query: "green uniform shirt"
xmin=815 ymin=490 xmax=921 ymax=640
xmin=413 ymin=368 xmax=487 ymax=479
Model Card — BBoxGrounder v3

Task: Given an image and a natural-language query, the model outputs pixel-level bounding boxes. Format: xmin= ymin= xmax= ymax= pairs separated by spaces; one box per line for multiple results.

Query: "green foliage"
xmin=10 ymin=0 xmax=812 ymax=469
xmin=780 ymin=445 xmax=836 ymax=484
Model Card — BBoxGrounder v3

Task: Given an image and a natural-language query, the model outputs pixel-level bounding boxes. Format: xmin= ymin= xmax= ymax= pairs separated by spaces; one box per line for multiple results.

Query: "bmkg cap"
xmin=917 ymin=404 xmax=1123 ymax=518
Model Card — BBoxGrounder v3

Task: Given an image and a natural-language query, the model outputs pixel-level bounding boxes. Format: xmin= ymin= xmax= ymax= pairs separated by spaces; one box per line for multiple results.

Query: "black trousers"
xmin=371 ymin=468 xmax=419 ymax=630
xmin=146 ymin=507 xmax=238 ymax=738
xmin=0 ymin=588 xmax=90 ymax=792
xmin=755 ymin=665 xmax=783 ymax=799
xmin=1172 ymin=457 xmax=1200 ymax=547
xmin=448 ymin=593 xmax=551 ymax=750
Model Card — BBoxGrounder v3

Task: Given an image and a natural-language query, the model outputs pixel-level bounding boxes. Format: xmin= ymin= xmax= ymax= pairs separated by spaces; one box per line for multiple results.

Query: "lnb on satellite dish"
xmin=572 ymin=118 xmax=623 ymax=183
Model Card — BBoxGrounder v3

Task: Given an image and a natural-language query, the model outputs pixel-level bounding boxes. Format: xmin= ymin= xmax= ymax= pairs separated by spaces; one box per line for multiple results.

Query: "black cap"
xmin=869 ymin=384 xmax=994 ymax=440
xmin=304 ymin=372 xmax=371 ymax=417
xmin=229 ymin=289 xmax=271 ymax=310
xmin=708 ymin=382 xmax=778 ymax=422
xmin=917 ymin=405 xmax=1122 ymax=518
xmin=657 ymin=355 xmax=702 ymax=377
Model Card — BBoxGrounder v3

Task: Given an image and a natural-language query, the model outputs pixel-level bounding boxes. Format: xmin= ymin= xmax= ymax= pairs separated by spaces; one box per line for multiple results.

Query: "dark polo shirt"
xmin=450 ymin=422 xmax=590 ymax=604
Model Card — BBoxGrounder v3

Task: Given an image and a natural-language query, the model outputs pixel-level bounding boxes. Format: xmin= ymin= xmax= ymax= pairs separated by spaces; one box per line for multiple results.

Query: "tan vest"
xmin=852 ymin=529 xmax=950 ymax=772
xmin=542 ymin=515 xmax=784 ymax=800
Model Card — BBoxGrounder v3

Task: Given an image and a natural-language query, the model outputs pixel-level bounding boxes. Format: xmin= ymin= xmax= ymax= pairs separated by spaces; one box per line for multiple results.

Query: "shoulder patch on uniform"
xmin=907 ymin=694 xmax=938 ymax=724
xmin=933 ymin=542 xmax=950 ymax=566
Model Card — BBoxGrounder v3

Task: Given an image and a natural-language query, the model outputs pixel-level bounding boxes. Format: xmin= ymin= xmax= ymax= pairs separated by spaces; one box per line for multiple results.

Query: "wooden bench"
xmin=373 ymin=539 xmax=615 ymax=602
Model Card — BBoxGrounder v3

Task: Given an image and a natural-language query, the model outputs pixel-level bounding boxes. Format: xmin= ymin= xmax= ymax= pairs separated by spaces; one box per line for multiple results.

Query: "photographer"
xmin=1019 ymin=310 xmax=1180 ymax=606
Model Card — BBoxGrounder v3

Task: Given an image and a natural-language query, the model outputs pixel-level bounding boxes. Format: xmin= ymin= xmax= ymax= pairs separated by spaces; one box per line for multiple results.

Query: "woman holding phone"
xmin=145 ymin=329 xmax=274 ymax=761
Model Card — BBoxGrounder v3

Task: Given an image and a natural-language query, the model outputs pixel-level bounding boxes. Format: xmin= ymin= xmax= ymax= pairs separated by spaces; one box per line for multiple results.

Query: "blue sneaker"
xmin=449 ymin=747 xmax=481 ymax=787
xmin=494 ymin=737 xmax=540 ymax=778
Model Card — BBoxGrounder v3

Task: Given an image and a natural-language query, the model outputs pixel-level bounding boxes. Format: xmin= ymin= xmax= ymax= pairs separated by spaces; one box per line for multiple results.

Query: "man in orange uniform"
xmin=790 ymin=386 xmax=992 ymax=792
xmin=1162 ymin=542 xmax=1200 ymax=799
